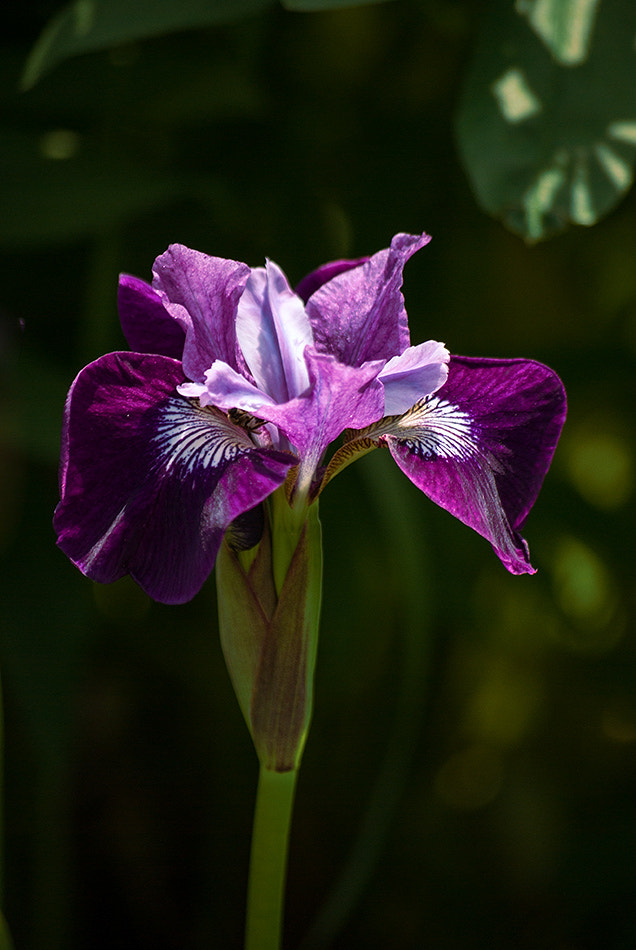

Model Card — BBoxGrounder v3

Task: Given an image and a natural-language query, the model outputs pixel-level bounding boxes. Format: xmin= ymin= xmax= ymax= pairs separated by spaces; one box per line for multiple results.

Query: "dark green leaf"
xmin=21 ymin=0 xmax=274 ymax=89
xmin=456 ymin=0 xmax=636 ymax=241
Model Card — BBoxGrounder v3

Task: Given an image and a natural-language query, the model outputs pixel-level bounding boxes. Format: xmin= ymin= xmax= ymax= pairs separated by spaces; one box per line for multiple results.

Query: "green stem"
xmin=245 ymin=766 xmax=298 ymax=950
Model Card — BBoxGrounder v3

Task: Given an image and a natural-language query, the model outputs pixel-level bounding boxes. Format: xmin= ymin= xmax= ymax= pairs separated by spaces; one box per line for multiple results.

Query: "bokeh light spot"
xmin=434 ymin=744 xmax=503 ymax=811
xmin=467 ymin=657 xmax=543 ymax=747
xmin=39 ymin=129 xmax=81 ymax=161
xmin=601 ymin=702 xmax=636 ymax=743
xmin=566 ymin=429 xmax=633 ymax=509
xmin=552 ymin=537 xmax=622 ymax=649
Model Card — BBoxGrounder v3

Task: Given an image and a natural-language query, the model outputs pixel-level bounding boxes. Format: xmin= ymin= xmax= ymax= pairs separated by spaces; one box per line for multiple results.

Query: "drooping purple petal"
xmin=305 ymin=232 xmax=431 ymax=365
xmin=236 ymin=261 xmax=313 ymax=402
xmin=357 ymin=356 xmax=566 ymax=573
xmin=152 ymin=244 xmax=251 ymax=383
xmin=294 ymin=257 xmax=368 ymax=304
xmin=54 ymin=352 xmax=295 ymax=603
xmin=254 ymin=348 xmax=386 ymax=494
xmin=378 ymin=340 xmax=450 ymax=415
xmin=118 ymin=274 xmax=186 ymax=360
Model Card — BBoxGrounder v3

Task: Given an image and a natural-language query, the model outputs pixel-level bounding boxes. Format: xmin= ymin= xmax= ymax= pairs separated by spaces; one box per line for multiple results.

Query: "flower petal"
xmin=118 ymin=274 xmax=185 ymax=359
xmin=54 ymin=352 xmax=295 ymax=603
xmin=236 ymin=260 xmax=314 ymax=402
xmin=354 ymin=356 xmax=566 ymax=573
xmin=178 ymin=360 xmax=275 ymax=413
xmin=294 ymin=256 xmax=369 ymax=304
xmin=305 ymin=232 xmax=431 ymax=365
xmin=255 ymin=348 xmax=385 ymax=494
xmin=152 ymin=244 xmax=251 ymax=383
xmin=378 ymin=340 xmax=450 ymax=415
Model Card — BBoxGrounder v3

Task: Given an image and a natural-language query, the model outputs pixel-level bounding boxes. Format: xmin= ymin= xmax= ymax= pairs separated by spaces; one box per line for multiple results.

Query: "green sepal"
xmin=216 ymin=522 xmax=275 ymax=733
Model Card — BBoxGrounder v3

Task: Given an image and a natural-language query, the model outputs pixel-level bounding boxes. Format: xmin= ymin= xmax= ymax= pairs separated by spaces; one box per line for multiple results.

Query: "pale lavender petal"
xmin=358 ymin=357 xmax=566 ymax=573
xmin=152 ymin=244 xmax=250 ymax=383
xmin=118 ymin=274 xmax=186 ymax=359
xmin=179 ymin=360 xmax=275 ymax=413
xmin=236 ymin=261 xmax=313 ymax=403
xmin=378 ymin=340 xmax=450 ymax=415
xmin=294 ymin=257 xmax=368 ymax=304
xmin=54 ymin=352 xmax=294 ymax=603
xmin=305 ymin=232 xmax=431 ymax=365
xmin=255 ymin=348 xmax=385 ymax=494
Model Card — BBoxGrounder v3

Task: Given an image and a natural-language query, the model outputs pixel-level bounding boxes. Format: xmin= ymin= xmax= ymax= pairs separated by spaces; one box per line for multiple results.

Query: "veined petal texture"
xmin=305 ymin=232 xmax=431 ymax=365
xmin=54 ymin=352 xmax=295 ymax=603
xmin=294 ymin=256 xmax=369 ymax=304
xmin=357 ymin=356 xmax=566 ymax=573
xmin=152 ymin=244 xmax=250 ymax=384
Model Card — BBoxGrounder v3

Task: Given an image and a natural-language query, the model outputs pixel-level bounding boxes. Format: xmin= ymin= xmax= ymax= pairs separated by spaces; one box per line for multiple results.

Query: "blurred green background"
xmin=2 ymin=1 xmax=636 ymax=948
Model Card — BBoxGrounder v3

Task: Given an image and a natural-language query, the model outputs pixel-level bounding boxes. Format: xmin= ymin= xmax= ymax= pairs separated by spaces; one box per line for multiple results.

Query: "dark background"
xmin=2 ymin=2 xmax=635 ymax=948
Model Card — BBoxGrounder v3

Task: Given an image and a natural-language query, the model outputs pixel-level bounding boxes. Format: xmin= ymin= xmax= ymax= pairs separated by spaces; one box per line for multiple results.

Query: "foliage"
xmin=457 ymin=0 xmax=636 ymax=240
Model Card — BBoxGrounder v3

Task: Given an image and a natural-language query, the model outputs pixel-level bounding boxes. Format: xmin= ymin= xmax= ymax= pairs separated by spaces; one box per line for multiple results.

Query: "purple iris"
xmin=54 ymin=232 xmax=566 ymax=604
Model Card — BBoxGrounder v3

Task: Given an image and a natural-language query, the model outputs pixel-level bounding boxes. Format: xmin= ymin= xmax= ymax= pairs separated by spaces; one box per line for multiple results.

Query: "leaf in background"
xmin=21 ymin=0 xmax=274 ymax=89
xmin=456 ymin=0 xmax=636 ymax=241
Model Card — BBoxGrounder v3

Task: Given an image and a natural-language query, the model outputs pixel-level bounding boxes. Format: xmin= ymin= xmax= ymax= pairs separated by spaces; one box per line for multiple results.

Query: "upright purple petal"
xmin=294 ymin=257 xmax=368 ymax=304
xmin=54 ymin=352 xmax=295 ymax=603
xmin=152 ymin=244 xmax=251 ymax=383
xmin=356 ymin=356 xmax=566 ymax=573
xmin=118 ymin=274 xmax=185 ymax=359
xmin=305 ymin=232 xmax=431 ymax=365
xmin=236 ymin=261 xmax=313 ymax=402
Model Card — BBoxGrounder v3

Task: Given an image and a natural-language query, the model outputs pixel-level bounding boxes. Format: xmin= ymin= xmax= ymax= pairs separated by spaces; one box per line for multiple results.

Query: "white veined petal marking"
xmin=151 ymin=397 xmax=254 ymax=476
xmin=364 ymin=395 xmax=478 ymax=461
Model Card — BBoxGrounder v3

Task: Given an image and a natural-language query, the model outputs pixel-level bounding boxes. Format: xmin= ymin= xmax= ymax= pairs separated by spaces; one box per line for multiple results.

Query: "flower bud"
xmin=216 ymin=496 xmax=322 ymax=772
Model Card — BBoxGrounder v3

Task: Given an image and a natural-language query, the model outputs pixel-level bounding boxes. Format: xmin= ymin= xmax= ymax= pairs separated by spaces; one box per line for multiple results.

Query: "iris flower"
xmin=54 ymin=232 xmax=566 ymax=605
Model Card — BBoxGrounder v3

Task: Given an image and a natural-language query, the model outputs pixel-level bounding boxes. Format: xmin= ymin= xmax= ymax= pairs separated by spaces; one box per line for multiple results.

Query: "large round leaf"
xmin=456 ymin=0 xmax=636 ymax=241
